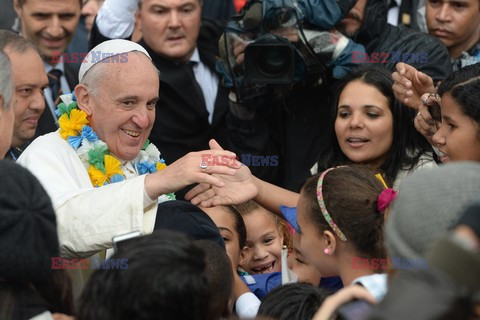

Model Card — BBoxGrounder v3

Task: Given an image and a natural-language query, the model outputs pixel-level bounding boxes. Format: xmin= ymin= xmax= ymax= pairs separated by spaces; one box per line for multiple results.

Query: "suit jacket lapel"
xmin=64 ymin=62 xmax=79 ymax=91
xmin=140 ymin=39 xmax=208 ymax=117
xmin=198 ymin=47 xmax=228 ymax=128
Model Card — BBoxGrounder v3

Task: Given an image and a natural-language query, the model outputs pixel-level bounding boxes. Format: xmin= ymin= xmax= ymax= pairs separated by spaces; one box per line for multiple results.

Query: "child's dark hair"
xmin=78 ymin=231 xmax=210 ymax=320
xmin=258 ymin=283 xmax=329 ymax=320
xmin=302 ymin=165 xmax=387 ymax=262
xmin=195 ymin=240 xmax=233 ymax=320
xmin=317 ymin=65 xmax=433 ymax=183
xmin=234 ymin=200 xmax=293 ymax=249
xmin=438 ymin=63 xmax=480 ymax=136
xmin=224 ymin=205 xmax=247 ymax=250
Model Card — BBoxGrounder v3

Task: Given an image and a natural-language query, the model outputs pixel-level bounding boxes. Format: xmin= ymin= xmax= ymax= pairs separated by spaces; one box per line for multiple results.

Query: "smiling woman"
xmin=315 ymin=65 xmax=436 ymax=189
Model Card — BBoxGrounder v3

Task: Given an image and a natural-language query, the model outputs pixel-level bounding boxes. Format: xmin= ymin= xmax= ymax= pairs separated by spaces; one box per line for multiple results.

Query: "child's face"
xmin=432 ymin=92 xmax=480 ymax=162
xmin=288 ymin=233 xmax=322 ymax=286
xmin=240 ymin=207 xmax=283 ymax=274
xmin=201 ymin=206 xmax=242 ymax=269
xmin=297 ymin=193 xmax=338 ymax=277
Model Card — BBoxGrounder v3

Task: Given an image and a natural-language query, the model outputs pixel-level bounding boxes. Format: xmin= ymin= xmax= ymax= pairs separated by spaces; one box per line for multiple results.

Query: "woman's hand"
xmin=392 ymin=62 xmax=435 ymax=110
xmin=414 ymin=93 xmax=442 ymax=146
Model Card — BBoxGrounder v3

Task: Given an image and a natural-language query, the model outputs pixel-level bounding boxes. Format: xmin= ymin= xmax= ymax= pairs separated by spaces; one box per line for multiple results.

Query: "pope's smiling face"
xmin=76 ymin=52 xmax=159 ymax=161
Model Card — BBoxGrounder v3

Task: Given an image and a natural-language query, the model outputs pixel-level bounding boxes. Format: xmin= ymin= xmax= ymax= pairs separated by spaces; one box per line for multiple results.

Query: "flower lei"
xmin=56 ymin=93 xmax=175 ymax=200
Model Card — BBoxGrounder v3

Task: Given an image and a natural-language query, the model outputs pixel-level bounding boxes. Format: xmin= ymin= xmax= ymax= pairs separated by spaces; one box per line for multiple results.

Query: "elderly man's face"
xmin=426 ymin=0 xmax=480 ymax=58
xmin=76 ymin=53 xmax=159 ymax=161
xmin=14 ymin=0 xmax=81 ymax=63
xmin=336 ymin=0 xmax=367 ymax=37
xmin=136 ymin=0 xmax=202 ymax=62
xmin=5 ymin=47 xmax=48 ymax=148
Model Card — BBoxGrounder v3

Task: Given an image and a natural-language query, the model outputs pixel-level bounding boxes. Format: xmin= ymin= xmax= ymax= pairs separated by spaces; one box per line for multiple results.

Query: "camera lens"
xmin=256 ymin=46 xmax=291 ymax=78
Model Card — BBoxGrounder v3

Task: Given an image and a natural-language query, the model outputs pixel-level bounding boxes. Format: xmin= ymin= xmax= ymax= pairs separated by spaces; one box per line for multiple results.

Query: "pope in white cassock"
xmin=17 ymin=40 xmax=239 ymax=259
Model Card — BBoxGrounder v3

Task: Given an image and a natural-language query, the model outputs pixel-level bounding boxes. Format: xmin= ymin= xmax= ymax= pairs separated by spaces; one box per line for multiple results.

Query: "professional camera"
xmin=240 ymin=3 xmax=306 ymax=85
xmin=244 ymin=33 xmax=297 ymax=84
xmin=217 ymin=0 xmax=364 ymax=105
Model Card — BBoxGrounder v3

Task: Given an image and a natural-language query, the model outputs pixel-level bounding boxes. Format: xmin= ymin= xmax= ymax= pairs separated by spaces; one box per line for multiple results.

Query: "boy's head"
xmin=258 ymin=283 xmax=329 ymax=320
xmin=195 ymin=240 xmax=233 ymax=320
xmin=78 ymin=231 xmax=210 ymax=320
xmin=235 ymin=201 xmax=291 ymax=275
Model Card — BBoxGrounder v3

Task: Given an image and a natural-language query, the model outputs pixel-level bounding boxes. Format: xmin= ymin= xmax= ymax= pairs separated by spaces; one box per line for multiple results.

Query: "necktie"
xmin=48 ymin=69 xmax=63 ymax=105
xmin=187 ymin=61 xmax=205 ymax=104
xmin=388 ymin=0 xmax=397 ymax=9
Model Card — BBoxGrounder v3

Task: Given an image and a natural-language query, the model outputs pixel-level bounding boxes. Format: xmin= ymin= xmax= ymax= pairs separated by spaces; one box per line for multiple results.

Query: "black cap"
xmin=154 ymin=200 xmax=225 ymax=249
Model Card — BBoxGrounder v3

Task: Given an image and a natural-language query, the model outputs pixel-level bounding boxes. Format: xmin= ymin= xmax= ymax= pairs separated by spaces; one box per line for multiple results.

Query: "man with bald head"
xmin=0 ymin=30 xmax=49 ymax=160
xmin=17 ymin=40 xmax=239 ymax=261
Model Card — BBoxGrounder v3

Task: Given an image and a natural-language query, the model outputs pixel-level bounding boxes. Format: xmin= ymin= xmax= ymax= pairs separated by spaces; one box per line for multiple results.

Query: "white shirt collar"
xmin=189 ymin=48 xmax=200 ymax=64
xmin=44 ymin=60 xmax=66 ymax=73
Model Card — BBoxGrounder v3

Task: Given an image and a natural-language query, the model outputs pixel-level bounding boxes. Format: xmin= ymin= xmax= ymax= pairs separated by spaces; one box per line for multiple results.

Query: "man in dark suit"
xmin=0 ymin=31 xmax=49 ymax=160
xmin=13 ymin=0 xmax=82 ymax=137
xmin=90 ymin=0 xmax=229 ymax=197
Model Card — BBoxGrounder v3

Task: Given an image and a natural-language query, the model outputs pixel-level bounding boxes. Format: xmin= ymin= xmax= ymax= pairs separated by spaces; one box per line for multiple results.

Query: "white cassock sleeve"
xmin=17 ymin=132 xmax=157 ymax=258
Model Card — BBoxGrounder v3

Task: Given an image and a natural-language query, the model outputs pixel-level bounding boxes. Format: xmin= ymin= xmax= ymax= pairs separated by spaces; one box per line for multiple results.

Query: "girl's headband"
xmin=316 ymin=167 xmax=348 ymax=242
xmin=316 ymin=168 xmax=398 ymax=243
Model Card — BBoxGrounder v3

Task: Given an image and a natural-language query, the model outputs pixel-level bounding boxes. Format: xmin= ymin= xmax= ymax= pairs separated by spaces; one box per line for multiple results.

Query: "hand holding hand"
xmin=145 ymin=140 xmax=241 ymax=199
xmin=185 ymin=140 xmax=258 ymax=207
xmin=414 ymin=93 xmax=441 ymax=145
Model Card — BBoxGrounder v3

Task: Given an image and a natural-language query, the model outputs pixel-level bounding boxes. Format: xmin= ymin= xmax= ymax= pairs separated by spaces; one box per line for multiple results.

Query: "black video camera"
xmin=217 ymin=0 xmax=360 ymax=104
xmin=244 ymin=33 xmax=296 ymax=84
xmin=240 ymin=2 xmax=304 ymax=85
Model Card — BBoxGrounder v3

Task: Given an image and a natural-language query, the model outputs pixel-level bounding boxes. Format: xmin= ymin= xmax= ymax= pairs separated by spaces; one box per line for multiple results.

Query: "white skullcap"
xmin=78 ymin=39 xmax=151 ymax=83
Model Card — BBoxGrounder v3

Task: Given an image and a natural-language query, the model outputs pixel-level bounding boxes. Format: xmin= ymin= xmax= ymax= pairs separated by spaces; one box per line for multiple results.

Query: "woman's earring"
xmin=323 ymin=248 xmax=331 ymax=255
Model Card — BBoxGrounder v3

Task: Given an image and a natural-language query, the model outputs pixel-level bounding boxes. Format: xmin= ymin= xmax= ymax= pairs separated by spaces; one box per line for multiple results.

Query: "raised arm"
xmin=392 ymin=62 xmax=435 ymax=110
xmin=186 ymin=140 xmax=300 ymax=215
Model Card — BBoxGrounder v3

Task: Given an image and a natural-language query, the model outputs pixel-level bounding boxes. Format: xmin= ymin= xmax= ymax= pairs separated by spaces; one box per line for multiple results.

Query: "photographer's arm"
xmin=96 ymin=0 xmax=136 ymax=39
xmin=89 ymin=0 xmax=137 ymax=49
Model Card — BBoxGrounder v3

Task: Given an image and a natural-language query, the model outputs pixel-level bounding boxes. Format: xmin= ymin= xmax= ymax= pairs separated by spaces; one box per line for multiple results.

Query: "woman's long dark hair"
xmin=317 ymin=65 xmax=433 ymax=183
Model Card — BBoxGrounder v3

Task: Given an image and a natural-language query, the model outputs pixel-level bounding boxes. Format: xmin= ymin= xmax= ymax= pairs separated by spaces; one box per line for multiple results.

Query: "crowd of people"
xmin=0 ymin=0 xmax=479 ymax=319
